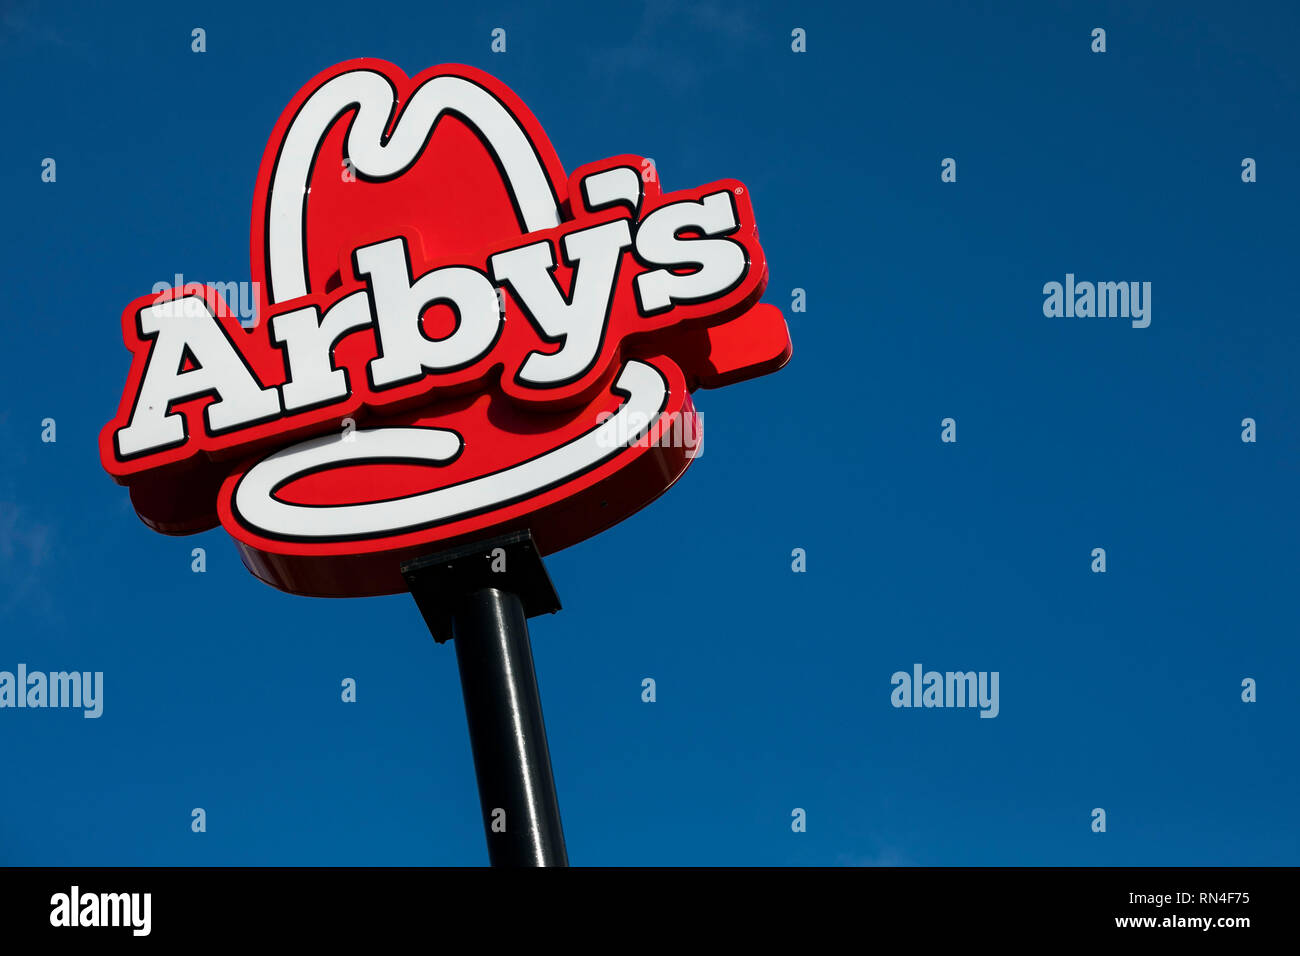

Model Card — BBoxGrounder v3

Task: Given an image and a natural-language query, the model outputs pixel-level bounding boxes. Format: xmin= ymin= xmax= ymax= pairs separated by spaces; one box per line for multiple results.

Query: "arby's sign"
xmin=99 ymin=60 xmax=791 ymax=596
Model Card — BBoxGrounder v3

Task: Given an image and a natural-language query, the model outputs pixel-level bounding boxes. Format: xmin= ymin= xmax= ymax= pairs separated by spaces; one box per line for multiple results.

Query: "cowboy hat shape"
xmin=100 ymin=60 xmax=791 ymax=596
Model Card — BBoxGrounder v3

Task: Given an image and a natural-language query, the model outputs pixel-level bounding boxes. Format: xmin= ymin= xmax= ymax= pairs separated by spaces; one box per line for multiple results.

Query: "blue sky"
xmin=1 ymin=0 xmax=1296 ymax=865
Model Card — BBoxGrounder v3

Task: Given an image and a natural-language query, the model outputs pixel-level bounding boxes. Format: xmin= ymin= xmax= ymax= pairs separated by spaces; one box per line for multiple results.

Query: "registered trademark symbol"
xmin=734 ymin=186 xmax=744 ymax=195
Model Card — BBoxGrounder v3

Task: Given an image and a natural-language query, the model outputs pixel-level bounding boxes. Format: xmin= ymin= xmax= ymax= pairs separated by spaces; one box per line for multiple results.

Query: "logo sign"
xmin=99 ymin=61 xmax=791 ymax=597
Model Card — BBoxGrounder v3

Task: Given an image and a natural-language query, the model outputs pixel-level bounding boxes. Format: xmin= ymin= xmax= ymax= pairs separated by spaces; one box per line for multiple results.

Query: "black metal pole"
xmin=451 ymin=587 xmax=567 ymax=866
xmin=401 ymin=530 xmax=567 ymax=867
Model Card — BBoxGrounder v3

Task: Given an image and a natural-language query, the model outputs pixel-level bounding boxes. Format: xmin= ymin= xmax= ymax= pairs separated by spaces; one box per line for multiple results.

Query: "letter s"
xmin=633 ymin=191 xmax=747 ymax=315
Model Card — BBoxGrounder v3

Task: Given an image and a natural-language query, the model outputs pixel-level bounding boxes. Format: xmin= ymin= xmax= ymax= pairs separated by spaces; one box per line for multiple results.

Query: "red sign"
xmin=99 ymin=60 xmax=791 ymax=597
